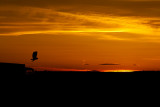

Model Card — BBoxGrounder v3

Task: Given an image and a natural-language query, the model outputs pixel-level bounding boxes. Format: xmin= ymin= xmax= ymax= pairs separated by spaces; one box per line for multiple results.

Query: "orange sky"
xmin=1 ymin=0 xmax=160 ymax=71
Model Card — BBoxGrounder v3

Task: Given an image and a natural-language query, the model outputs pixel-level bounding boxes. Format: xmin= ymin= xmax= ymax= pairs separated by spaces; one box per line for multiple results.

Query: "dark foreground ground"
xmin=2 ymin=70 xmax=160 ymax=81
xmin=26 ymin=71 xmax=160 ymax=79
xmin=1 ymin=63 xmax=160 ymax=81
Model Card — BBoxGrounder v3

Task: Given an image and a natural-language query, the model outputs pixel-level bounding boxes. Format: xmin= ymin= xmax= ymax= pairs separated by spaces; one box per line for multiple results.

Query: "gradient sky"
xmin=1 ymin=0 xmax=160 ymax=71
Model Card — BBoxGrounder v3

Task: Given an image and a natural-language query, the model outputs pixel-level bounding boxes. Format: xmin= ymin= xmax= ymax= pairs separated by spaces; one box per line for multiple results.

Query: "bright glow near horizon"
xmin=103 ymin=70 xmax=138 ymax=72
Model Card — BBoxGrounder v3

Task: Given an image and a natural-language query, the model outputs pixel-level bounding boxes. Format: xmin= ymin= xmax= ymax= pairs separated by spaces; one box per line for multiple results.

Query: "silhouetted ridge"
xmin=0 ymin=62 xmax=26 ymax=75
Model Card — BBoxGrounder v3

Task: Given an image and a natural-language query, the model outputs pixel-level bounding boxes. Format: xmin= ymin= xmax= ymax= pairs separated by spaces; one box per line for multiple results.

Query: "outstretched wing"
xmin=32 ymin=51 xmax=38 ymax=59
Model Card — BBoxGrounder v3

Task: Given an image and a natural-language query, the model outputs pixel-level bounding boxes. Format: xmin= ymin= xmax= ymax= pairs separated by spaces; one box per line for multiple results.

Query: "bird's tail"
xmin=31 ymin=59 xmax=34 ymax=62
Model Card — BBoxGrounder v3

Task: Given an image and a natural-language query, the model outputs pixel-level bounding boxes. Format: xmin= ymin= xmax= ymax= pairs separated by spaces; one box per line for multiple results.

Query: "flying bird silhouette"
xmin=31 ymin=51 xmax=38 ymax=61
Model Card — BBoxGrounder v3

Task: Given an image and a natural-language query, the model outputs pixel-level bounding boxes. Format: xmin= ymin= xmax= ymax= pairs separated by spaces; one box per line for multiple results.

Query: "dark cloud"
xmin=144 ymin=20 xmax=160 ymax=28
xmin=1 ymin=0 xmax=160 ymax=20
xmin=100 ymin=63 xmax=120 ymax=65
xmin=0 ymin=0 xmax=160 ymax=17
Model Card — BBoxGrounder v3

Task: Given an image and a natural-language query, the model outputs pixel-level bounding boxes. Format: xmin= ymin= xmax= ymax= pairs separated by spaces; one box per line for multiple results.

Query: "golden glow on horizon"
xmin=103 ymin=70 xmax=139 ymax=72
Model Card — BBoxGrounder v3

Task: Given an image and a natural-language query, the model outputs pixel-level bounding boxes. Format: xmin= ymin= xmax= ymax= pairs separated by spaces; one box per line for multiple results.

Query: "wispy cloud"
xmin=0 ymin=3 xmax=160 ymax=42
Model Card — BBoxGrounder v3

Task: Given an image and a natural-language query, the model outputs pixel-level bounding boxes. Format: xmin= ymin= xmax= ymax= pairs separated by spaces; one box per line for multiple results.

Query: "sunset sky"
xmin=1 ymin=0 xmax=160 ymax=71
